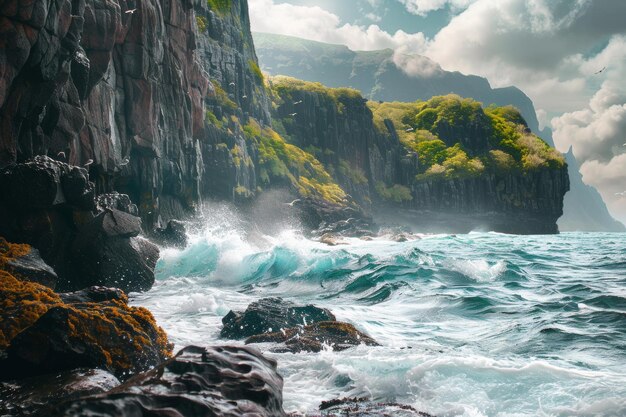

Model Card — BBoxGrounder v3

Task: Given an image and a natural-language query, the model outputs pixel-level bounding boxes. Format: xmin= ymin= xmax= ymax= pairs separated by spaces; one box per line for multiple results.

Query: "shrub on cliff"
xmin=370 ymin=95 xmax=565 ymax=181
xmin=243 ymin=119 xmax=348 ymax=205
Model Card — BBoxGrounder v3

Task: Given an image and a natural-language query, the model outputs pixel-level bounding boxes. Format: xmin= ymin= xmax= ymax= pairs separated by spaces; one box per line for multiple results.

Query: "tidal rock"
xmin=0 ymin=237 xmax=57 ymax=289
xmin=0 ymin=269 xmax=171 ymax=380
xmin=0 ymin=369 xmax=119 ymax=417
xmin=50 ymin=345 xmax=287 ymax=417
xmin=318 ymin=397 xmax=435 ymax=417
xmin=221 ymin=297 xmax=336 ymax=339
xmin=246 ymin=321 xmax=380 ymax=353
xmin=69 ymin=209 xmax=158 ymax=292
xmin=60 ymin=286 xmax=127 ymax=304
xmin=153 ymin=219 xmax=188 ymax=248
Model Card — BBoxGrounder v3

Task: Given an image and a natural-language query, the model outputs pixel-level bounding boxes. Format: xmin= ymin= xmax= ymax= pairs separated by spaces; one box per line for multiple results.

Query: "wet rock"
xmin=221 ymin=297 xmax=336 ymax=339
xmin=0 ymin=369 xmax=119 ymax=417
xmin=59 ymin=286 xmax=127 ymax=304
xmin=96 ymin=193 xmax=139 ymax=217
xmin=246 ymin=321 xmax=380 ymax=353
xmin=0 ymin=156 xmax=95 ymax=211
xmin=0 ymin=237 xmax=57 ymax=289
xmin=50 ymin=345 xmax=287 ymax=417
xmin=69 ymin=210 xmax=158 ymax=292
xmin=152 ymin=219 xmax=188 ymax=249
xmin=0 ymin=267 xmax=171 ymax=380
xmin=317 ymin=397 xmax=435 ymax=417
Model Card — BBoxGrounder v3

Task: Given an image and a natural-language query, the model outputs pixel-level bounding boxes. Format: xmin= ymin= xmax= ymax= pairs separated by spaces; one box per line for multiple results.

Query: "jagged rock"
xmin=0 ymin=158 xmax=158 ymax=293
xmin=0 ymin=369 xmax=119 ymax=417
xmin=50 ymin=345 xmax=287 ymax=417
xmin=317 ymin=397 xmax=435 ymax=417
xmin=60 ymin=286 xmax=127 ymax=304
xmin=0 ymin=263 xmax=172 ymax=380
xmin=152 ymin=219 xmax=188 ymax=248
xmin=221 ymin=297 xmax=336 ymax=340
xmin=0 ymin=156 xmax=95 ymax=211
xmin=246 ymin=321 xmax=380 ymax=353
xmin=96 ymin=193 xmax=139 ymax=217
xmin=68 ymin=210 xmax=158 ymax=292
xmin=0 ymin=237 xmax=57 ymax=289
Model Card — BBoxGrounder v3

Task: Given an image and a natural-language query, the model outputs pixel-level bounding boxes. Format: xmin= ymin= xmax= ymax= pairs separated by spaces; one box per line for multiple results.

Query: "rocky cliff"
xmin=255 ymin=32 xmax=622 ymax=232
xmin=271 ymin=79 xmax=569 ymax=234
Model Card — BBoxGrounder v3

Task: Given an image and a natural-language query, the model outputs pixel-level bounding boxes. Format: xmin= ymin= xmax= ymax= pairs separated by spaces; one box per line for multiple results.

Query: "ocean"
xmin=132 ymin=205 xmax=626 ymax=417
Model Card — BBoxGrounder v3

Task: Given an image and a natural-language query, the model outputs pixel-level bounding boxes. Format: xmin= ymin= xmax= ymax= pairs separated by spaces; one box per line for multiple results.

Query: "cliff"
xmin=271 ymin=79 xmax=569 ymax=234
xmin=255 ymin=32 xmax=622 ymax=232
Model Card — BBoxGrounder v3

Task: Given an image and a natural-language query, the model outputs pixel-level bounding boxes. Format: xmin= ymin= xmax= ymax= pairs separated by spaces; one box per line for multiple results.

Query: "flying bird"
xmin=405 ymin=127 xmax=415 ymax=132
xmin=125 ymin=8 xmax=137 ymax=14
xmin=242 ymin=95 xmax=247 ymax=99
xmin=293 ymin=100 xmax=303 ymax=105
xmin=57 ymin=151 xmax=66 ymax=159
xmin=229 ymin=82 xmax=236 ymax=86
xmin=289 ymin=113 xmax=297 ymax=117
xmin=615 ymin=191 xmax=626 ymax=197
xmin=84 ymin=159 xmax=94 ymax=167
xmin=120 ymin=157 xmax=130 ymax=166
xmin=284 ymin=199 xmax=301 ymax=207
xmin=594 ymin=66 xmax=606 ymax=75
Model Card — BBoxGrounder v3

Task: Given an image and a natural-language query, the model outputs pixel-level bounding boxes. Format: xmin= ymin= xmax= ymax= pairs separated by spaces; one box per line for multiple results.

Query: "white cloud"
xmin=365 ymin=12 xmax=382 ymax=22
xmin=249 ymin=0 xmax=427 ymax=52
xmin=398 ymin=0 xmax=476 ymax=16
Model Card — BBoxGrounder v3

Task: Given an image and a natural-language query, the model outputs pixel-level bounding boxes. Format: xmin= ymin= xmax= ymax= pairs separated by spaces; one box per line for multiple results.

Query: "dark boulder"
xmin=246 ymin=321 xmax=380 ymax=353
xmin=0 ymin=156 xmax=95 ymax=211
xmin=60 ymin=286 xmax=127 ymax=304
xmin=96 ymin=193 xmax=139 ymax=217
xmin=152 ymin=219 xmax=188 ymax=248
xmin=0 ymin=369 xmax=119 ymax=417
xmin=0 ymin=237 xmax=57 ymax=289
xmin=221 ymin=297 xmax=336 ymax=339
xmin=319 ymin=397 xmax=435 ymax=417
xmin=68 ymin=209 xmax=158 ymax=292
xmin=50 ymin=345 xmax=287 ymax=417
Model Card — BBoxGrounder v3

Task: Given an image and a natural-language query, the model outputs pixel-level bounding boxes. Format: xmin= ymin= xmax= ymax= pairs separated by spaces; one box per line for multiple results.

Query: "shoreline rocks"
xmin=50 ymin=345 xmax=287 ymax=417
xmin=221 ymin=297 xmax=379 ymax=353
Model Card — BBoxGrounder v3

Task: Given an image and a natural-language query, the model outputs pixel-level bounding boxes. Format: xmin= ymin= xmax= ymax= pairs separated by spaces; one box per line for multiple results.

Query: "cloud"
xmin=397 ymin=0 xmax=476 ymax=16
xmin=579 ymin=154 xmax=626 ymax=225
xmin=393 ymin=48 xmax=442 ymax=77
xmin=424 ymin=0 xmax=626 ymax=113
xmin=249 ymin=0 xmax=428 ymax=52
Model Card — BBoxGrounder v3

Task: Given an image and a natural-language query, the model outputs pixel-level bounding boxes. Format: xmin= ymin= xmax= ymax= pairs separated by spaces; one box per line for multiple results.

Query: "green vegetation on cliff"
xmin=369 ymin=95 xmax=565 ymax=181
xmin=243 ymin=119 xmax=348 ymax=204
xmin=270 ymin=76 xmax=361 ymax=113
xmin=206 ymin=0 xmax=231 ymax=14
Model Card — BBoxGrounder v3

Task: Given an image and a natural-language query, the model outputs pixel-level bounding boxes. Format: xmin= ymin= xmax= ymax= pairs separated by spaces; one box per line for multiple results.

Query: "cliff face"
xmin=0 ymin=0 xmax=568 ymax=235
xmin=0 ymin=0 xmax=272 ymax=230
xmin=271 ymin=80 xmax=569 ymax=234
xmin=255 ymin=32 xmax=622 ymax=232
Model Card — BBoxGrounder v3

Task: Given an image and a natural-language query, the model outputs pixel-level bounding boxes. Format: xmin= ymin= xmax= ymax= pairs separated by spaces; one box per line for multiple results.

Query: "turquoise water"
xmin=133 ymin=208 xmax=626 ymax=416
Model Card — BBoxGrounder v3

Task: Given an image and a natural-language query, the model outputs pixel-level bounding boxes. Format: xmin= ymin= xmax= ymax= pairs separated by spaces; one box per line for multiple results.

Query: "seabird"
xmin=125 ymin=8 xmax=137 ymax=14
xmin=405 ymin=127 xmax=415 ymax=132
xmin=594 ymin=66 xmax=606 ymax=74
xmin=242 ymin=95 xmax=247 ymax=99
xmin=289 ymin=113 xmax=297 ymax=117
xmin=293 ymin=100 xmax=303 ymax=105
xmin=120 ymin=157 xmax=130 ymax=166
xmin=615 ymin=191 xmax=626 ymax=197
xmin=284 ymin=199 xmax=301 ymax=207
xmin=229 ymin=82 xmax=236 ymax=86
xmin=84 ymin=159 xmax=94 ymax=167
xmin=57 ymin=151 xmax=66 ymax=159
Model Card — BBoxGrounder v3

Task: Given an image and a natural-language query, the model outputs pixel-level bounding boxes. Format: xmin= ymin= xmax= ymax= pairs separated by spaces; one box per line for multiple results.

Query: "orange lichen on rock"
xmin=0 ymin=237 xmax=31 ymax=269
xmin=0 ymin=269 xmax=61 ymax=348
xmin=1 ymin=237 xmax=171 ymax=379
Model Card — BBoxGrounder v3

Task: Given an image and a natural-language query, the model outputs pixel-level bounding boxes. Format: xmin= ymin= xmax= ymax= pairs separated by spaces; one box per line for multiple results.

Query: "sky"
xmin=248 ymin=0 xmax=626 ymax=225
